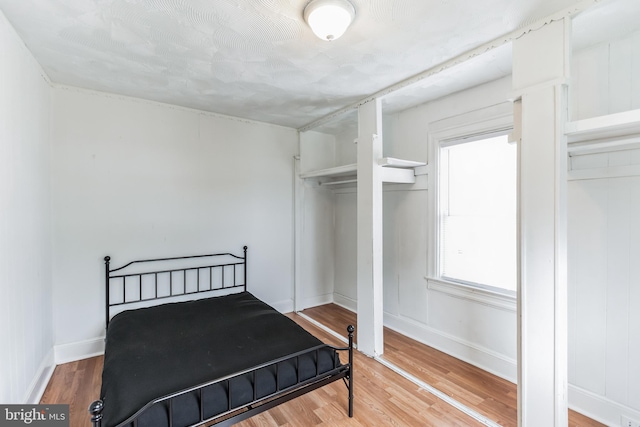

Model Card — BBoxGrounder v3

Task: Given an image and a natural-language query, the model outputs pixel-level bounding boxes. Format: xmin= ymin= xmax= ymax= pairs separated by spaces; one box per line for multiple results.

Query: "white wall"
xmin=0 ymin=10 xmax=54 ymax=403
xmin=351 ymin=77 xmax=517 ymax=376
xmin=51 ymin=87 xmax=298 ymax=359
xmin=297 ymin=129 xmax=359 ymax=310
xmin=565 ymin=28 xmax=640 ymax=424
xmin=297 ymin=131 xmax=337 ymax=309
xmin=568 ymin=155 xmax=640 ymax=419
xmin=570 ymin=29 xmax=640 ymax=121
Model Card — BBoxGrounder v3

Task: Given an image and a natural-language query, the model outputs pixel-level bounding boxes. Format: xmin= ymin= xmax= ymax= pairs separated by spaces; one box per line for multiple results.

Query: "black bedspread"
xmin=101 ymin=291 xmax=335 ymax=427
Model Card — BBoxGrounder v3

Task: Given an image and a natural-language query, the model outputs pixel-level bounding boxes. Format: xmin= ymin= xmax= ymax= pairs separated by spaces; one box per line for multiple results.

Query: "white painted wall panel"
xmin=427 ymin=291 xmax=516 ymax=360
xmin=629 ymin=185 xmax=640 ymax=410
xmin=634 ymin=32 xmax=640 ymax=111
xmin=333 ymin=192 xmax=357 ymax=306
xmin=382 ymin=112 xmax=429 ymax=165
xmin=300 ymin=131 xmax=336 ymax=174
xmin=51 ymin=87 xmax=297 ymax=346
xmin=383 ymin=189 xmax=429 ymax=324
xmin=335 ymin=130 xmax=357 ymax=166
xmin=569 ymin=172 xmax=640 ymax=412
xmin=0 ymin=10 xmax=53 ymax=403
xmin=609 ymin=37 xmax=634 ymax=114
xmin=609 ymin=149 xmax=637 ymax=167
xmin=382 ymin=191 xmax=400 ymax=317
xmin=605 ymin=179 xmax=631 ymax=405
xmin=571 ymin=29 xmax=640 ymax=121
xmin=572 ymin=44 xmax=609 ymax=121
xmin=567 ymin=180 xmax=608 ymax=395
xmin=298 ymin=184 xmax=335 ymax=308
xmin=569 ymin=26 xmax=640 ymax=416
xmin=570 ymin=152 xmax=608 ymax=170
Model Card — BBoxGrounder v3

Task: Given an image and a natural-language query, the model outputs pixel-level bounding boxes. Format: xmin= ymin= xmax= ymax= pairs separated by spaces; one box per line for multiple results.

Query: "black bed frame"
xmin=89 ymin=246 xmax=354 ymax=427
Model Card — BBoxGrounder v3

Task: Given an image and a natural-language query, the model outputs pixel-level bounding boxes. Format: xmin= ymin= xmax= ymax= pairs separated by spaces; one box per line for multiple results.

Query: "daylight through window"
xmin=438 ymin=133 xmax=517 ymax=293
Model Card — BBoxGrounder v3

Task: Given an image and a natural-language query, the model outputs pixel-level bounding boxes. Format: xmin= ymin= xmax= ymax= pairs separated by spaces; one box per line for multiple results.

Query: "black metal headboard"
xmin=104 ymin=246 xmax=247 ymax=329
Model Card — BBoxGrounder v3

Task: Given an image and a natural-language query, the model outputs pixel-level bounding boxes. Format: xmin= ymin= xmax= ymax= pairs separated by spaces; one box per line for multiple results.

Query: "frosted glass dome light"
xmin=304 ymin=0 xmax=355 ymax=41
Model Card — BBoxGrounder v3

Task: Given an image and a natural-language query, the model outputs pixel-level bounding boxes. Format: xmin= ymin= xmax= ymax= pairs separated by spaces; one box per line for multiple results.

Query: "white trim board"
xmin=566 ymin=108 xmax=640 ymax=144
xmin=426 ymin=278 xmax=517 ymax=312
xmin=569 ymin=385 xmax=640 ymax=427
xmin=269 ymin=298 xmax=294 ymax=314
xmin=568 ymin=164 xmax=640 ymax=181
xmin=296 ymin=312 xmax=354 ymax=347
xmin=54 ymin=338 xmax=105 ymax=365
xmin=383 ymin=312 xmax=518 ymax=383
xmin=24 ymin=349 xmax=55 ymax=404
xmin=297 ymin=310 xmax=496 ymax=427
xmin=374 ymin=357 xmax=502 ymax=427
xmin=296 ymin=293 xmax=333 ymax=311
xmin=332 ymin=293 xmax=357 ymax=312
xmin=333 ymin=291 xmax=517 ymax=382
xmin=308 ymin=295 xmax=635 ymax=425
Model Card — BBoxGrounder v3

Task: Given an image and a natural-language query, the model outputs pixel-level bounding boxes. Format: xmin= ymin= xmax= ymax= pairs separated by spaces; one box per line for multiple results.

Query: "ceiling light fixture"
xmin=304 ymin=0 xmax=355 ymax=41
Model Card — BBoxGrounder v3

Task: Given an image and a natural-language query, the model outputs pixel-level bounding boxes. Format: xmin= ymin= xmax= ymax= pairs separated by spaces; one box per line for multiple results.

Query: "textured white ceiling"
xmin=0 ymin=0 xmax=629 ymax=129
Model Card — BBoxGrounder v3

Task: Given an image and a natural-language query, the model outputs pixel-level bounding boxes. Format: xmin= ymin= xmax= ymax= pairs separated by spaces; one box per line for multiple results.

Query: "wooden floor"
xmin=301 ymin=304 xmax=605 ymax=427
xmin=40 ymin=304 xmax=605 ymax=427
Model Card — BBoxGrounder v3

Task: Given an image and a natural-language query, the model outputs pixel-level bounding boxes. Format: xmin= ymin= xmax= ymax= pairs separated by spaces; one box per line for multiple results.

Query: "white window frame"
xmin=426 ymin=102 xmax=517 ymax=310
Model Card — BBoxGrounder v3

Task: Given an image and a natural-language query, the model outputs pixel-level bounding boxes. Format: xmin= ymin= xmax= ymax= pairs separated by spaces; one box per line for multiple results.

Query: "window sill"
xmin=425 ymin=277 xmax=517 ymax=312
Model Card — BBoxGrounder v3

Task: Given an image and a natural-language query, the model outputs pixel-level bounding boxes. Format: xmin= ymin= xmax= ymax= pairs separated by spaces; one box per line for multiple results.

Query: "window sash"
xmin=437 ymin=131 xmax=516 ymax=294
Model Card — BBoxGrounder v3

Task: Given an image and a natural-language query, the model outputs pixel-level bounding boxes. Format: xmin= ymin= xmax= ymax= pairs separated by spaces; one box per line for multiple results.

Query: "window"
xmin=438 ymin=133 xmax=517 ymax=294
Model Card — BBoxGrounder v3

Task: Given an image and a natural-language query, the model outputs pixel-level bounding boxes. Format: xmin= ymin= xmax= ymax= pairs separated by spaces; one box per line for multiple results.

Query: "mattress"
xmin=100 ymin=291 xmax=339 ymax=427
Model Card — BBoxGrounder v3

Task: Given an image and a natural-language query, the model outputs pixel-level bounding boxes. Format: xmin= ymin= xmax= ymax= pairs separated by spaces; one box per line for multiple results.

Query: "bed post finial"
xmin=89 ymin=400 xmax=103 ymax=427
xmin=104 ymin=256 xmax=111 ymax=330
xmin=243 ymin=246 xmax=248 ymax=290
xmin=347 ymin=324 xmax=354 ymax=417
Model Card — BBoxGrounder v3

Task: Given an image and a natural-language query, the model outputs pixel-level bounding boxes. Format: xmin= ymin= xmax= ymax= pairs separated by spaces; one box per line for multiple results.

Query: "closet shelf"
xmin=378 ymin=157 xmax=426 ymax=168
xmin=566 ymin=109 xmax=640 ymax=154
xmin=320 ymin=178 xmax=358 ymax=187
xmin=299 ymin=164 xmax=357 ymax=179
xmin=300 ymin=157 xmax=426 ymax=185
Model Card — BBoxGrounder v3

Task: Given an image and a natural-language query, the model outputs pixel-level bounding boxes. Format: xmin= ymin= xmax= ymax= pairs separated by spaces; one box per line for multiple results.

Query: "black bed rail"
xmin=104 ymin=246 xmax=247 ymax=329
xmin=89 ymin=325 xmax=355 ymax=427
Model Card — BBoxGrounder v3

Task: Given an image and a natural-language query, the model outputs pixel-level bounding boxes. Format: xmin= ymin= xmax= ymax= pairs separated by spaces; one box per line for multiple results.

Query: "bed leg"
xmin=347 ymin=324 xmax=355 ymax=418
xmin=89 ymin=400 xmax=104 ymax=427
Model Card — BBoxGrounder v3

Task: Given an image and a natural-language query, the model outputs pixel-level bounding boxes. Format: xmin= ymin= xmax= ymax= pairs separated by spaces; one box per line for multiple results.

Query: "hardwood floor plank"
xmin=301 ymin=303 xmax=606 ymax=427
xmin=41 ymin=357 xmax=105 ymax=427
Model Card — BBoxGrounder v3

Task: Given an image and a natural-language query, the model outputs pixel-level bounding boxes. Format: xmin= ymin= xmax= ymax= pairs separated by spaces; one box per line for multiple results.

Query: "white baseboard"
xmin=330 ymin=292 xmax=516 ymax=382
xmin=329 ymin=294 xmax=636 ymax=426
xmin=54 ymin=337 xmax=105 ymax=365
xmin=332 ymin=293 xmax=356 ymax=312
xmin=270 ymin=298 xmax=294 ymax=314
xmin=24 ymin=348 xmax=55 ymax=404
xmin=569 ymin=384 xmax=640 ymax=427
xmin=297 ymin=293 xmax=333 ymax=311
xmin=383 ymin=313 xmax=517 ymax=383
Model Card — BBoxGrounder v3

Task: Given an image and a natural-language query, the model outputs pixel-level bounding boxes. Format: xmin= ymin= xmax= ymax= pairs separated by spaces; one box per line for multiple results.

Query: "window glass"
xmin=439 ymin=134 xmax=517 ymax=292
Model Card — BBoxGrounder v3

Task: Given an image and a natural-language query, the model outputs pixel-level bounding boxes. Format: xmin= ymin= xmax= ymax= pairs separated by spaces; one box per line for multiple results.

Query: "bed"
xmin=89 ymin=246 xmax=354 ymax=427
